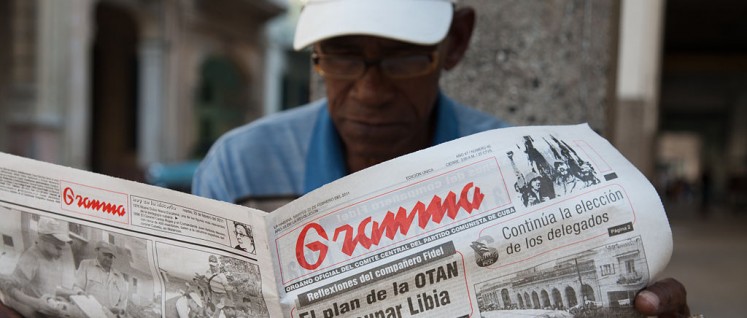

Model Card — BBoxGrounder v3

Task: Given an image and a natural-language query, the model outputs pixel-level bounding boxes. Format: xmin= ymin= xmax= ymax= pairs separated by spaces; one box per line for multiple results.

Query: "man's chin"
xmin=347 ymin=144 xmax=407 ymax=163
xmin=339 ymin=120 xmax=411 ymax=139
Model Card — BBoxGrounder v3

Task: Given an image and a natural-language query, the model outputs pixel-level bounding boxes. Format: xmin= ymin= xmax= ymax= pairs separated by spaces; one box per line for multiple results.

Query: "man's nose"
xmin=351 ymin=66 xmax=394 ymax=105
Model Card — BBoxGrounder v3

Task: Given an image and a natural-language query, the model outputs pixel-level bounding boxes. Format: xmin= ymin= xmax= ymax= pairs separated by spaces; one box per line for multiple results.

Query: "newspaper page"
xmin=269 ymin=124 xmax=672 ymax=318
xmin=0 ymin=152 xmax=283 ymax=317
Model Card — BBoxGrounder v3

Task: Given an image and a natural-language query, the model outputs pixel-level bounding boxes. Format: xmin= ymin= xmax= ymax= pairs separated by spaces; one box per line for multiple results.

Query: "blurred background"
xmin=0 ymin=0 xmax=745 ymax=316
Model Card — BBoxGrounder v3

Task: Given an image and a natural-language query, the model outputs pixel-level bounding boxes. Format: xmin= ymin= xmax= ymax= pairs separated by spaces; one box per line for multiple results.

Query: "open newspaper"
xmin=0 ymin=124 xmax=671 ymax=318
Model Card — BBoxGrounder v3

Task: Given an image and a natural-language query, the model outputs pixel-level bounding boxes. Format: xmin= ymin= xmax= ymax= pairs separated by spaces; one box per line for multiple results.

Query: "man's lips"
xmin=345 ymin=116 xmax=406 ymax=127
xmin=343 ymin=119 xmax=407 ymax=136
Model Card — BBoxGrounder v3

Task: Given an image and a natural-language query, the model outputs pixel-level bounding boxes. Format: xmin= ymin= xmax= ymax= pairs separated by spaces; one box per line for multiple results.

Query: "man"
xmin=233 ymin=222 xmax=255 ymax=254
xmin=192 ymin=0 xmax=508 ymax=203
xmin=553 ymin=161 xmax=582 ymax=196
xmin=205 ymin=255 xmax=231 ymax=298
xmin=4 ymin=217 xmax=76 ymax=317
xmin=74 ymin=241 xmax=128 ymax=316
xmin=523 ymin=172 xmax=551 ymax=206
xmin=192 ymin=0 xmax=690 ymax=316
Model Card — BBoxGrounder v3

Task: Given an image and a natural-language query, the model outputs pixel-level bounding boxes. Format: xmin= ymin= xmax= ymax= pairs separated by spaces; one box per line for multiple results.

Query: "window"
xmin=600 ymin=264 xmax=615 ymax=276
xmin=2 ymin=235 xmax=13 ymax=247
xmin=69 ymin=223 xmax=87 ymax=237
xmin=103 ymin=232 xmax=115 ymax=245
xmin=625 ymin=259 xmax=636 ymax=273
xmin=132 ymin=277 xmax=138 ymax=287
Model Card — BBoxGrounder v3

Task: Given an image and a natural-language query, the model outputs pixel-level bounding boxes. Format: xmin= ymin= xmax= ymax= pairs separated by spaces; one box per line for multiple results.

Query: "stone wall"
xmin=310 ymin=0 xmax=620 ymax=135
xmin=441 ymin=0 xmax=619 ymax=134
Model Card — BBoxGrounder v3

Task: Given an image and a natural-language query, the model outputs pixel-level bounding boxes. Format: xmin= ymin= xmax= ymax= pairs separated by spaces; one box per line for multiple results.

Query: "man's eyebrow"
xmin=318 ymin=39 xmax=362 ymax=51
xmin=380 ymin=42 xmax=438 ymax=53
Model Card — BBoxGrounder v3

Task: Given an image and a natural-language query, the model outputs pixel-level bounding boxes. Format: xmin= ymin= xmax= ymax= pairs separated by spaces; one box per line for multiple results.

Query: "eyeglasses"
xmin=312 ymin=51 xmax=440 ymax=80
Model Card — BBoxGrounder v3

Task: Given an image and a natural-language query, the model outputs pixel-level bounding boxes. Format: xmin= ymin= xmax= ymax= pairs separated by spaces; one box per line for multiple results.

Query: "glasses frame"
xmin=311 ymin=50 xmax=440 ymax=80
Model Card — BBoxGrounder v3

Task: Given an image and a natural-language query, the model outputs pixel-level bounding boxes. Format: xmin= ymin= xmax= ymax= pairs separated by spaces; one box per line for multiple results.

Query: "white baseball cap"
xmin=294 ymin=0 xmax=456 ymax=50
xmin=37 ymin=217 xmax=72 ymax=243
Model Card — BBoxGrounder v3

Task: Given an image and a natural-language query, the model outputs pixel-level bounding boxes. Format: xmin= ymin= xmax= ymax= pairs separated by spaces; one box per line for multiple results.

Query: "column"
xmin=138 ymin=38 xmax=166 ymax=166
xmin=63 ymin=0 xmax=93 ymax=169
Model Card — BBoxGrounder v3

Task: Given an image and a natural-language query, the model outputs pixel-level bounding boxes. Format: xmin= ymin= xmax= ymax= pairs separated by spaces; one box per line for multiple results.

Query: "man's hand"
xmin=635 ymin=278 xmax=690 ymax=317
xmin=36 ymin=298 xmax=66 ymax=317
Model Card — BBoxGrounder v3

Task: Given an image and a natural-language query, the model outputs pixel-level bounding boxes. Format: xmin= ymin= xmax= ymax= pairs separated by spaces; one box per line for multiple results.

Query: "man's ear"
xmin=443 ymin=7 xmax=476 ymax=71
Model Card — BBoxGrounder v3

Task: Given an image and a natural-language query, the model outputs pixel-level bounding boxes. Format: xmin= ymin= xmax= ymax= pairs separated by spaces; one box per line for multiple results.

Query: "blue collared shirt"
xmin=192 ymin=93 xmax=509 ymax=203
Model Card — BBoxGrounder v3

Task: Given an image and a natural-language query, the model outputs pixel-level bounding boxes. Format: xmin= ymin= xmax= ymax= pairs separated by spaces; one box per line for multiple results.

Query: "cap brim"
xmin=294 ymin=0 xmax=453 ymax=50
xmin=52 ymin=233 xmax=72 ymax=243
xmin=100 ymin=250 xmax=116 ymax=257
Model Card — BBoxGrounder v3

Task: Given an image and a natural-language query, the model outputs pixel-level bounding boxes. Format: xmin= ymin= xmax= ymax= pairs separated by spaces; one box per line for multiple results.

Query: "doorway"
xmin=658 ymin=0 xmax=747 ymax=212
xmin=90 ymin=2 xmax=140 ymax=181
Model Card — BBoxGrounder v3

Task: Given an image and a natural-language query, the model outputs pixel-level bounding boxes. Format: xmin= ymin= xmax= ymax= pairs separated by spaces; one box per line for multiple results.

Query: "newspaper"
xmin=0 ymin=124 xmax=671 ymax=317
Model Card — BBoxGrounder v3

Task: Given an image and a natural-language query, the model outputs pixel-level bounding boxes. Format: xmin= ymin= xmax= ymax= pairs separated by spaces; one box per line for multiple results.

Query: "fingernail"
xmin=638 ymin=290 xmax=660 ymax=310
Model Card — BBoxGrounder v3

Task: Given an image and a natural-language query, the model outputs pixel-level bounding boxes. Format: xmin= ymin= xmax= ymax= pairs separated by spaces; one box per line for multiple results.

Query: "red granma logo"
xmin=295 ymin=182 xmax=484 ymax=270
xmin=63 ymin=187 xmax=126 ymax=217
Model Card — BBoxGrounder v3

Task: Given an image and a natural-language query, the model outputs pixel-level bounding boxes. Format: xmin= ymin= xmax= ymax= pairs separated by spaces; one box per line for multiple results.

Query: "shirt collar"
xmin=303 ymin=92 xmax=459 ymax=194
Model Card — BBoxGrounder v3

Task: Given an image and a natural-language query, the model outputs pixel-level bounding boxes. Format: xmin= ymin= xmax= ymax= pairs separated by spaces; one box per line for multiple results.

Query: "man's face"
xmin=235 ymin=224 xmax=248 ymax=245
xmin=97 ymin=249 xmax=115 ymax=271
xmin=316 ymin=36 xmax=444 ymax=167
xmin=39 ymin=236 xmax=66 ymax=259
xmin=530 ymin=179 xmax=542 ymax=191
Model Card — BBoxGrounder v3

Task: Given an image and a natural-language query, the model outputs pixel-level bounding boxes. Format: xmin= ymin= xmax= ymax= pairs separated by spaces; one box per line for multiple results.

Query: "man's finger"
xmin=635 ymin=278 xmax=690 ymax=317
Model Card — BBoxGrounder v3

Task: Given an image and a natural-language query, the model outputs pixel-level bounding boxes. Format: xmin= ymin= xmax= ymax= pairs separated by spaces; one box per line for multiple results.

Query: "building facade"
xmin=0 ymin=0 xmax=287 ymax=181
xmin=476 ymin=237 xmax=648 ymax=312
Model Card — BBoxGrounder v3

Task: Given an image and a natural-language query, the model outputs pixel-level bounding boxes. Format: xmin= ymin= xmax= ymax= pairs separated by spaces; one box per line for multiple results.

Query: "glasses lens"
xmin=316 ymin=56 xmax=363 ymax=78
xmin=314 ymin=52 xmax=436 ymax=79
xmin=381 ymin=55 xmax=434 ymax=78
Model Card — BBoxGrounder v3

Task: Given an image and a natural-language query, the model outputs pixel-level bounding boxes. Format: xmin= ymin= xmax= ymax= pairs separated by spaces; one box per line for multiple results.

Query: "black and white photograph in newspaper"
xmin=506 ymin=134 xmax=602 ymax=207
xmin=230 ymin=221 xmax=256 ymax=255
xmin=156 ymin=243 xmax=267 ymax=317
xmin=0 ymin=205 xmax=160 ymax=318
xmin=474 ymin=236 xmax=649 ymax=317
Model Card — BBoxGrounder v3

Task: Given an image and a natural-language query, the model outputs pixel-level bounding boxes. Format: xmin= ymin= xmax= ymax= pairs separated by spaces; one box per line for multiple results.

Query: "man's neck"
xmin=345 ymin=124 xmax=434 ymax=174
xmin=345 ymin=136 xmax=431 ymax=173
xmin=346 ymin=155 xmax=383 ymax=173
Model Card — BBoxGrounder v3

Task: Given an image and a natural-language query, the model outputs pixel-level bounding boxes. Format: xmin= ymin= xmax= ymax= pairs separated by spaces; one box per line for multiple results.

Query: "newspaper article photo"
xmin=474 ymin=236 xmax=649 ymax=317
xmin=155 ymin=243 xmax=268 ymax=317
xmin=505 ymin=134 xmax=603 ymax=207
xmin=0 ymin=205 xmax=160 ymax=318
xmin=230 ymin=221 xmax=256 ymax=255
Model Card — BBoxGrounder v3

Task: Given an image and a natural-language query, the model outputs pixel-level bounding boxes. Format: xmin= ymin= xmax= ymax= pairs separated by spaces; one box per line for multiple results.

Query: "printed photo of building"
xmin=475 ymin=237 xmax=648 ymax=317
